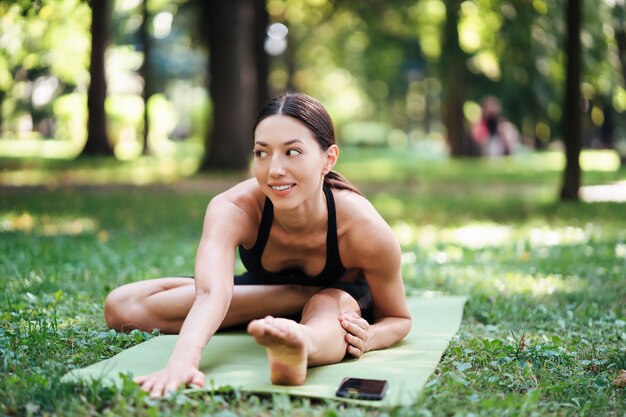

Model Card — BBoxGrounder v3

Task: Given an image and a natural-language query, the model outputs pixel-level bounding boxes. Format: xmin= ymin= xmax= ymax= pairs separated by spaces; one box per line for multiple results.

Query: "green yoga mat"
xmin=63 ymin=295 xmax=466 ymax=406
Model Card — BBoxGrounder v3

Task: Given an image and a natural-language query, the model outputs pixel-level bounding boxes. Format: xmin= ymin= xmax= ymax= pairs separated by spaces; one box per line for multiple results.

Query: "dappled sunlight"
xmin=0 ymin=138 xmax=84 ymax=159
xmin=448 ymin=224 xmax=512 ymax=249
xmin=528 ymin=226 xmax=590 ymax=247
xmin=580 ymin=181 xmax=626 ymax=203
xmin=395 ymin=220 xmax=614 ymax=301
xmin=580 ymin=150 xmax=621 ymax=172
xmin=395 ymin=220 xmax=510 ymax=249
xmin=393 ymin=221 xmax=600 ymax=252
xmin=405 ymin=258 xmax=589 ymax=299
xmin=508 ymin=150 xmax=621 ymax=173
xmin=0 ymin=156 xmax=201 ymax=186
xmin=488 ymin=272 xmax=588 ymax=297
xmin=0 ymin=212 xmax=99 ymax=236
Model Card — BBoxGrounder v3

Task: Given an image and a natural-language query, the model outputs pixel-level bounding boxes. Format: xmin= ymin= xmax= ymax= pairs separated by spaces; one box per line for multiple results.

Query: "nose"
xmin=269 ymin=154 xmax=285 ymax=177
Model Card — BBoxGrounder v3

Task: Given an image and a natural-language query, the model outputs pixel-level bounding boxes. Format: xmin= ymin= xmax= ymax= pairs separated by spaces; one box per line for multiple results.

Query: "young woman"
xmin=104 ymin=93 xmax=412 ymax=398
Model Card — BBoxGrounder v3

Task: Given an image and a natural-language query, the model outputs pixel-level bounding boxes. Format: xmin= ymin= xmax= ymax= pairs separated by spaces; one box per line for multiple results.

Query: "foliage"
xmin=268 ymin=0 xmax=626 ymax=146
xmin=0 ymin=0 xmax=208 ymax=158
xmin=1 ymin=151 xmax=625 ymax=415
xmin=0 ymin=0 xmax=91 ymax=143
xmin=2 ymin=0 xmax=625 ymax=159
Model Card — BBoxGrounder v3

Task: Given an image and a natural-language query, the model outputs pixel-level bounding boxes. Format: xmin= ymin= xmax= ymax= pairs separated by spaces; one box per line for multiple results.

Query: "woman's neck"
xmin=273 ymin=188 xmax=328 ymax=234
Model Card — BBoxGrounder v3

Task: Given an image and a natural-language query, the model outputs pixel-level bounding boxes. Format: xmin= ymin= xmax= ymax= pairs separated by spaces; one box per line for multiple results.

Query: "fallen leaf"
xmin=614 ymin=369 xmax=626 ymax=387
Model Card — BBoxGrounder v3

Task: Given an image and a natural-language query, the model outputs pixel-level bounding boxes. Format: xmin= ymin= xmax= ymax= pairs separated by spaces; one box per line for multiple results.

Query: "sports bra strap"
xmin=250 ymin=191 xmax=274 ymax=253
xmin=323 ymin=185 xmax=341 ymax=274
xmin=238 ymin=184 xmax=346 ymax=283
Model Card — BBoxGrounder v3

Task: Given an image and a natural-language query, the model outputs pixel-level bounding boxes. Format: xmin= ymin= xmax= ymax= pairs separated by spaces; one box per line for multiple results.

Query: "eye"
xmin=286 ymin=148 xmax=301 ymax=157
xmin=254 ymin=149 xmax=269 ymax=158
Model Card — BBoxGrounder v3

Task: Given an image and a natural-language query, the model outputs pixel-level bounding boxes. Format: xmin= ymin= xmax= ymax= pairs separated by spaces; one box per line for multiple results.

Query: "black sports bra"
xmin=238 ymin=186 xmax=347 ymax=286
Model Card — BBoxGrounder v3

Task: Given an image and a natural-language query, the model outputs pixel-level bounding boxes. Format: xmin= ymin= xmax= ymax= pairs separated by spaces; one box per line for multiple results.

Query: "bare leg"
xmin=247 ymin=288 xmax=361 ymax=385
xmin=104 ymin=277 xmax=319 ymax=333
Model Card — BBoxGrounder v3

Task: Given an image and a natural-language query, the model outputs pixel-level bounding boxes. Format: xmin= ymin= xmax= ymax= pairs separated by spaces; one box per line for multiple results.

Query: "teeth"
xmin=271 ymin=185 xmax=293 ymax=191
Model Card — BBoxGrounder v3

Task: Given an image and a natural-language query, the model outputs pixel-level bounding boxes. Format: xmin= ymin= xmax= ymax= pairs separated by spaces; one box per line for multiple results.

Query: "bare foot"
xmin=247 ymin=316 xmax=308 ymax=385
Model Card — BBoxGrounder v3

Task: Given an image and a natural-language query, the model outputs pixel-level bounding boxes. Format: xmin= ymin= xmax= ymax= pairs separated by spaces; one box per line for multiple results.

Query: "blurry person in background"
xmin=471 ymin=96 xmax=521 ymax=157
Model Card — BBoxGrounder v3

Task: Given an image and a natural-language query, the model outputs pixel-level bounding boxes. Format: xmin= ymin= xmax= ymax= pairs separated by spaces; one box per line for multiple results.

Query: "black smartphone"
xmin=335 ymin=377 xmax=388 ymax=401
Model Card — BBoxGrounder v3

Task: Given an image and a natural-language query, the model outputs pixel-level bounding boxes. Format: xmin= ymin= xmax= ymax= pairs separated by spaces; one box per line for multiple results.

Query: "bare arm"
xmin=362 ymin=229 xmax=411 ymax=351
xmin=135 ymin=194 xmax=254 ymax=397
xmin=339 ymin=202 xmax=412 ymax=356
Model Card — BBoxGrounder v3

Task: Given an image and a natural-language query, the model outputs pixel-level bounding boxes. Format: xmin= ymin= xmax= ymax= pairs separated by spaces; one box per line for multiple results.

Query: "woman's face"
xmin=253 ymin=115 xmax=337 ymax=209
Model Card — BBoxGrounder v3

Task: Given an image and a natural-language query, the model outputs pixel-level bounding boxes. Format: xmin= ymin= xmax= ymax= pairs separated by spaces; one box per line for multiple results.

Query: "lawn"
xmin=1 ymin=149 xmax=625 ymax=416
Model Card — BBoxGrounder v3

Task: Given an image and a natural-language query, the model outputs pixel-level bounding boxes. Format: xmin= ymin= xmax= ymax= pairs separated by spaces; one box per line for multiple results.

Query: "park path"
xmin=1 ymin=174 xmax=625 ymax=202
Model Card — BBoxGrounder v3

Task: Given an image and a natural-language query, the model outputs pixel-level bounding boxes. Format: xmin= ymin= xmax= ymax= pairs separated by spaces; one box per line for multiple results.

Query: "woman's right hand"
xmin=133 ymin=360 xmax=205 ymax=398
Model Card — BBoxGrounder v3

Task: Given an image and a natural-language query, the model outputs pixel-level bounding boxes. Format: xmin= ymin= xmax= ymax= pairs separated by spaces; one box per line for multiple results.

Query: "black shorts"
xmin=234 ymin=271 xmax=373 ymax=322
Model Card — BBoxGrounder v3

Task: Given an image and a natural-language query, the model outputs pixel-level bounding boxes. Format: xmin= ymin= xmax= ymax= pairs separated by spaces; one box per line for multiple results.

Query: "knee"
xmin=104 ymin=285 xmax=143 ymax=331
xmin=309 ymin=288 xmax=360 ymax=315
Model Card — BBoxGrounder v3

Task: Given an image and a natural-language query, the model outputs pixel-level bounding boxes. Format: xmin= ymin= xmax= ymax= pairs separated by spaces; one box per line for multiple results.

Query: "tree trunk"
xmin=440 ymin=0 xmax=473 ymax=157
xmin=285 ymin=27 xmax=297 ymax=92
xmin=139 ymin=0 xmax=153 ymax=155
xmin=201 ymin=0 xmax=258 ymax=171
xmin=614 ymin=14 xmax=626 ymax=166
xmin=83 ymin=0 xmax=114 ymax=156
xmin=255 ymin=0 xmax=269 ymax=113
xmin=615 ymin=26 xmax=626 ymax=84
xmin=559 ymin=0 xmax=582 ymax=201
xmin=0 ymin=91 xmax=4 ymax=134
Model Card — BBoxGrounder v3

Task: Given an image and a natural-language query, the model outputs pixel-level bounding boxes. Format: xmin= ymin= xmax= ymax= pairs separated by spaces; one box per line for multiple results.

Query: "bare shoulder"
xmin=333 ymin=189 xmax=400 ymax=270
xmin=202 ymin=178 xmax=265 ymax=246
xmin=209 ymin=178 xmax=264 ymax=215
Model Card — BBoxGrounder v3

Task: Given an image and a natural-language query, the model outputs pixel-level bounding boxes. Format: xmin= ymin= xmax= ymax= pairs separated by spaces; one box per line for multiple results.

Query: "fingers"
xmin=133 ymin=368 xmax=205 ymax=398
xmin=339 ymin=313 xmax=369 ymax=337
xmin=346 ymin=344 xmax=363 ymax=358
xmin=133 ymin=375 xmax=148 ymax=384
xmin=345 ymin=333 xmax=366 ymax=357
xmin=164 ymin=379 xmax=181 ymax=396
xmin=339 ymin=311 xmax=370 ymax=358
xmin=191 ymin=370 xmax=206 ymax=388
xmin=150 ymin=382 xmax=166 ymax=399
xmin=340 ymin=319 xmax=367 ymax=339
xmin=340 ymin=311 xmax=368 ymax=327
xmin=134 ymin=372 xmax=166 ymax=398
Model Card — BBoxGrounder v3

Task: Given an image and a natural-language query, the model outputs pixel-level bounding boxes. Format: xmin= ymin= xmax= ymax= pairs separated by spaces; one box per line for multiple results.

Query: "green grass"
xmin=1 ymin=150 xmax=626 ymax=416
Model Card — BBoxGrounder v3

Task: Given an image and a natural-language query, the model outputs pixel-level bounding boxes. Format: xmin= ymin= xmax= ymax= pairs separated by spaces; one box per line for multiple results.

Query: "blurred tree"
xmin=0 ymin=0 xmax=90 ymax=144
xmin=199 ymin=0 xmax=261 ymax=171
xmin=2 ymin=0 xmax=624 ymax=172
xmin=255 ymin=0 xmax=270 ymax=112
xmin=560 ymin=0 xmax=582 ymax=201
xmin=440 ymin=0 xmax=473 ymax=156
xmin=83 ymin=0 xmax=114 ymax=155
xmin=615 ymin=4 xmax=626 ymax=165
xmin=339 ymin=0 xmax=430 ymax=132
xmin=139 ymin=0 xmax=153 ymax=155
xmin=482 ymin=0 xmax=549 ymax=147
xmin=109 ymin=0 xmax=208 ymax=158
xmin=618 ymin=13 xmax=626 ymax=82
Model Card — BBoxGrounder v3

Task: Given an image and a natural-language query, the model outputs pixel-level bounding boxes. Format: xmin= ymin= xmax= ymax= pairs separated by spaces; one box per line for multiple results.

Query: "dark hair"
xmin=253 ymin=92 xmax=362 ymax=196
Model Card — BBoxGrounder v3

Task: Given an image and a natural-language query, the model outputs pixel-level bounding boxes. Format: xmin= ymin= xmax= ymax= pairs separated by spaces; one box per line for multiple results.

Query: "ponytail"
xmin=324 ymin=170 xmax=363 ymax=196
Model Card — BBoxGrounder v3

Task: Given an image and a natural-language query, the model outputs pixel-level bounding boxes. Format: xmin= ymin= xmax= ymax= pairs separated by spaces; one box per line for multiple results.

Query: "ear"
xmin=322 ymin=145 xmax=339 ymax=175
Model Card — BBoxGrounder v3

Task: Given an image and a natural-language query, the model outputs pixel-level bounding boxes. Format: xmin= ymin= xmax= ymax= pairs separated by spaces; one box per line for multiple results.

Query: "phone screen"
xmin=336 ymin=377 xmax=388 ymax=400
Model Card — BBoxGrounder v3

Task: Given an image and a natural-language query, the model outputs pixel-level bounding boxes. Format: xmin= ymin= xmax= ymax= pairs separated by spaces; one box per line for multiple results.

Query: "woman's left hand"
xmin=339 ymin=311 xmax=371 ymax=358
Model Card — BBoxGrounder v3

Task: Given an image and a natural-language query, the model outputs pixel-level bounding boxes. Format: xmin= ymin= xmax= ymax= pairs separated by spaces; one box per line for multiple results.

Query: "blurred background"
xmin=0 ymin=0 xmax=625 ymax=197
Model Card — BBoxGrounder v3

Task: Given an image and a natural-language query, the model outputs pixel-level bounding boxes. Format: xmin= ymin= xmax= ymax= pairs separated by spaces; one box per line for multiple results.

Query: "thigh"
xmin=116 ymin=276 xmax=319 ymax=330
xmin=223 ymin=283 xmax=319 ymax=328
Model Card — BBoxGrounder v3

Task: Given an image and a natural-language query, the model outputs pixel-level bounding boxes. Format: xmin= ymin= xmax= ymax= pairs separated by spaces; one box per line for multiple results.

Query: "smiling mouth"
xmin=271 ymin=184 xmax=295 ymax=191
